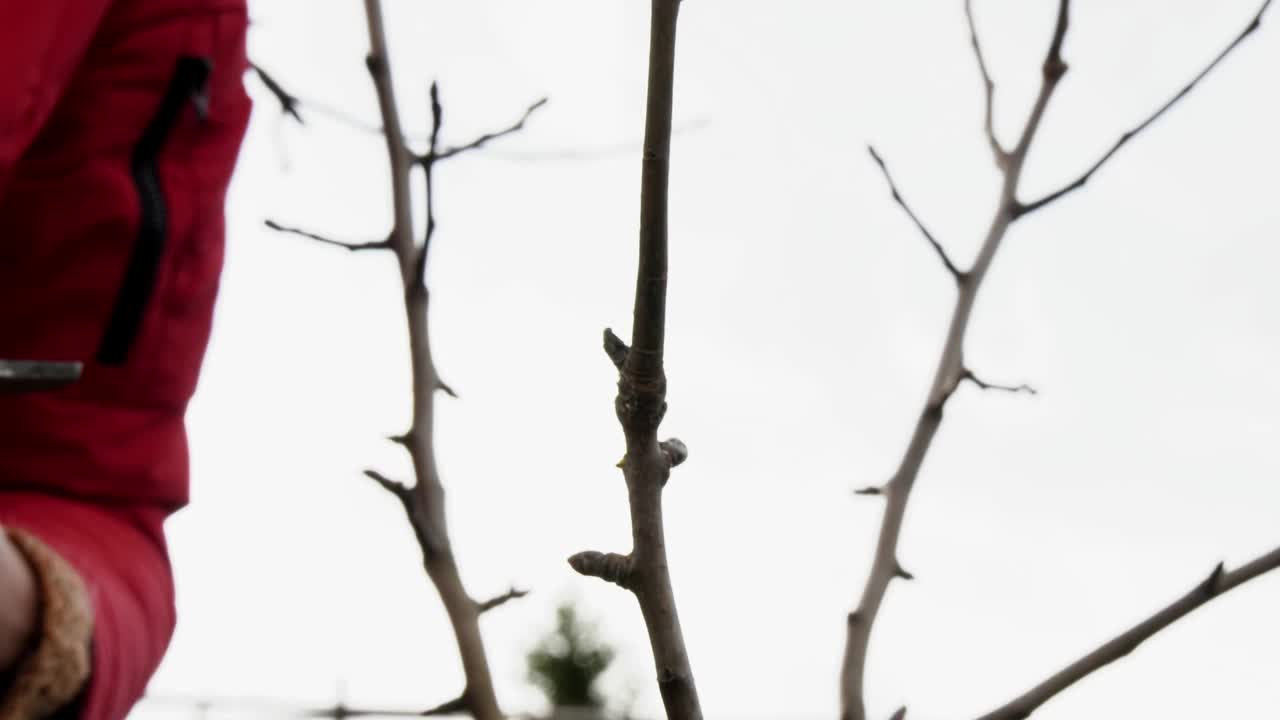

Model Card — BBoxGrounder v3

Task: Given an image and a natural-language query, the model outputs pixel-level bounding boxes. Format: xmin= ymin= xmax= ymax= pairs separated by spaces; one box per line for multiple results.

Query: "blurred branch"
xmin=1017 ymin=0 xmax=1273 ymax=217
xmin=839 ymin=2 xmax=1272 ymax=719
xmin=961 ymin=369 xmax=1037 ymax=396
xmin=976 ymin=547 xmax=1280 ymax=720
xmin=475 ymin=587 xmax=529 ymax=615
xmin=963 ymin=0 xmax=1008 ymax=166
xmin=420 ymin=693 xmax=469 ymax=717
xmin=867 ymin=145 xmax=964 ymax=282
xmin=250 ymin=62 xmax=304 ymax=123
xmin=566 ymin=2 xmax=703 ymax=719
xmin=247 ymin=58 xmax=705 ymax=163
xmin=433 ymin=98 xmax=548 ymax=161
xmin=263 ymin=220 xmax=391 ymax=251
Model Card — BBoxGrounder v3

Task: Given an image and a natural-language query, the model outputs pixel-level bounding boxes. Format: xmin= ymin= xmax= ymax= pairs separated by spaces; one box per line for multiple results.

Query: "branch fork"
xmin=841 ymin=3 xmax=1275 ymax=720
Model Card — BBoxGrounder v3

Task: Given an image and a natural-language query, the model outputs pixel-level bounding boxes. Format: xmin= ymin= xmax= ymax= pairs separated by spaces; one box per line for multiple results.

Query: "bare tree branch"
xmin=363 ymin=2 xmax=416 ymax=284
xmin=247 ymin=57 xmax=662 ymax=164
xmin=975 ymin=546 xmax=1280 ymax=720
xmin=475 ymin=587 xmax=529 ymax=615
xmin=343 ymin=3 xmax=537 ymax=718
xmin=250 ymin=62 xmax=304 ymax=124
xmin=1017 ymin=0 xmax=1273 ymax=217
xmin=417 ymin=81 xmax=444 ymax=284
xmin=841 ymin=3 xmax=1270 ymax=719
xmin=264 ymin=220 xmax=391 ymax=252
xmin=433 ymin=98 xmax=549 ymax=161
xmin=421 ymin=693 xmax=470 ymax=717
xmin=567 ymin=2 xmax=703 ymax=718
xmin=363 ymin=469 xmax=410 ymax=501
xmin=961 ymin=369 xmax=1038 ymax=396
xmin=963 ymin=0 xmax=1008 ymax=166
xmin=1008 ymin=0 xmax=1070 ymax=168
xmin=867 ymin=146 xmax=964 ymax=283
xmin=842 ymin=6 xmax=1068 ymax=716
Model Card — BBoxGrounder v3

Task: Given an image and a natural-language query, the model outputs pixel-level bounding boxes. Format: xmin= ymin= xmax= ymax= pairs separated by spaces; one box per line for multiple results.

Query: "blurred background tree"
xmin=527 ymin=604 xmax=617 ymax=719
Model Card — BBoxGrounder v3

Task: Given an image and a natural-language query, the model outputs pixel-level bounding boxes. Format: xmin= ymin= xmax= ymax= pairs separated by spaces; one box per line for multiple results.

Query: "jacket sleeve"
xmin=0 ymin=0 xmax=115 ymax=198
xmin=0 ymin=493 xmax=176 ymax=720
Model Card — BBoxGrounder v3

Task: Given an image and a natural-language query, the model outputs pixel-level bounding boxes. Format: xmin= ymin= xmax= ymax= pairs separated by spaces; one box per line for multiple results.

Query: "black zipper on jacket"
xmin=97 ymin=56 xmax=211 ymax=366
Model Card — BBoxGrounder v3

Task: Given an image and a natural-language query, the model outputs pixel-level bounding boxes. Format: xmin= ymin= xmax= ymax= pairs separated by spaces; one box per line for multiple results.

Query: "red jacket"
xmin=0 ymin=0 xmax=250 ymax=716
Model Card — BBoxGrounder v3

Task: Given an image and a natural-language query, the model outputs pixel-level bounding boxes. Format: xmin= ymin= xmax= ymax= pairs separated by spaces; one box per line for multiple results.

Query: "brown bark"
xmin=567 ymin=2 xmax=703 ymax=719
xmin=263 ymin=2 xmax=544 ymax=716
xmin=361 ymin=3 xmax=503 ymax=717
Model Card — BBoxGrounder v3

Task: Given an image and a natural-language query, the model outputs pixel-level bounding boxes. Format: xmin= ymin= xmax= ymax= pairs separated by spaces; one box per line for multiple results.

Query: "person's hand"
xmin=0 ymin=526 xmax=38 ymax=674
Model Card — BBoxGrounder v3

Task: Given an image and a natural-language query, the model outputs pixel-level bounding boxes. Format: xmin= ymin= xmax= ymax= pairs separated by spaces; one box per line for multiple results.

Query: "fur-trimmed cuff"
xmin=0 ymin=530 xmax=93 ymax=720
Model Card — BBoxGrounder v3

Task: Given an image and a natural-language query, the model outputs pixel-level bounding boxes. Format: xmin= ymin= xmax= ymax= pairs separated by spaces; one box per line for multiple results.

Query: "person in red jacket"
xmin=0 ymin=0 xmax=250 ymax=717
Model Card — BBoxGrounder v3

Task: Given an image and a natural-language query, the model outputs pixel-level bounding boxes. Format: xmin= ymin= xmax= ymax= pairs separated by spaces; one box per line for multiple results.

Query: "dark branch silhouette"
xmin=1017 ymin=0 xmax=1274 ymax=217
xmin=263 ymin=220 xmax=391 ymax=252
xmin=250 ymin=62 xmax=304 ymax=124
xmin=475 ymin=587 xmax=530 ymax=615
xmin=964 ymin=0 xmax=1007 ymax=166
xmin=868 ymin=145 xmax=964 ymax=282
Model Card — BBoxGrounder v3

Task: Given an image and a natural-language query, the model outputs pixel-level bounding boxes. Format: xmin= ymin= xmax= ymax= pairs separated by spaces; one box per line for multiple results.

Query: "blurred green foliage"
xmin=526 ymin=604 xmax=616 ymax=710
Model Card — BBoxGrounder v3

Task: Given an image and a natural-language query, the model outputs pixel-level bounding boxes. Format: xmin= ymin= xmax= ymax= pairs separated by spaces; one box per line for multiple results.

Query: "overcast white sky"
xmin=131 ymin=1 xmax=1279 ymax=718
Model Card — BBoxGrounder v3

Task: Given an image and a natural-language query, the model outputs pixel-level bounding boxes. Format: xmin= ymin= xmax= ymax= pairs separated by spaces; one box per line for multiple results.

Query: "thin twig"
xmin=250 ymin=63 xmax=304 ymax=124
xmin=961 ymin=369 xmax=1038 ymax=396
xmin=264 ymin=220 xmax=391 ymax=251
xmin=975 ymin=546 xmax=1280 ymax=720
xmin=418 ymin=81 xmax=444 ymax=282
xmin=434 ymin=98 xmax=549 ymax=161
xmin=245 ymin=59 xmax=688 ymax=163
xmin=963 ymin=0 xmax=1007 ymax=165
xmin=1017 ymin=0 xmax=1273 ymax=217
xmin=867 ymin=146 xmax=965 ymax=282
xmin=475 ymin=587 xmax=530 ymax=615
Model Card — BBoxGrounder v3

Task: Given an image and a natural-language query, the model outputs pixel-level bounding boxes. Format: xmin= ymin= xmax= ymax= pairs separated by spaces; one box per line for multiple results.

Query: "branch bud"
xmin=603 ymin=327 xmax=629 ymax=370
xmin=660 ymin=438 xmax=689 ymax=468
xmin=568 ymin=551 xmax=633 ymax=590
